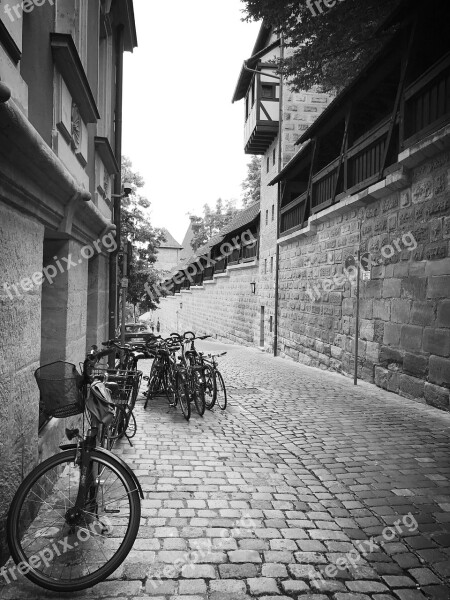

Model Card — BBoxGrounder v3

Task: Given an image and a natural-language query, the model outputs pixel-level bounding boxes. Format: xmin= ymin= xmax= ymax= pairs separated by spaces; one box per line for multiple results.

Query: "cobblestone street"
xmin=2 ymin=341 xmax=450 ymax=600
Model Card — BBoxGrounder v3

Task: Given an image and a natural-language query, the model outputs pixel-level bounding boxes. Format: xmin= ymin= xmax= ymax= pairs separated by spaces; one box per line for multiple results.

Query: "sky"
xmin=122 ymin=0 xmax=261 ymax=245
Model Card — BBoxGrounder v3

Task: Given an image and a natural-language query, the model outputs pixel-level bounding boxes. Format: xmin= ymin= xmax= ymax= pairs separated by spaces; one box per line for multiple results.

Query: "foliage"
xmin=242 ymin=155 xmax=261 ymax=207
xmin=189 ymin=198 xmax=238 ymax=252
xmin=120 ymin=156 xmax=165 ymax=313
xmin=240 ymin=0 xmax=400 ymax=92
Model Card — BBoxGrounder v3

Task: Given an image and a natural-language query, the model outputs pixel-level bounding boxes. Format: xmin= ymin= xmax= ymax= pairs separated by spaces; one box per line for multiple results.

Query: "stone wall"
xmin=156 ymin=264 xmax=259 ymax=344
xmin=277 ymin=149 xmax=450 ymax=411
xmin=0 ymin=204 xmax=43 ymax=564
xmin=257 ymin=87 xmax=334 ymax=353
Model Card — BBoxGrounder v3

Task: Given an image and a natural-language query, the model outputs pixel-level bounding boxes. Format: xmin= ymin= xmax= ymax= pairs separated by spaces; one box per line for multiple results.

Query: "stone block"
xmin=424 ymin=383 xmax=450 ymax=410
xmin=365 ymin=279 xmax=383 ymax=298
xmin=383 ymin=322 xmax=402 ymax=346
xmin=428 ymin=276 xmax=450 ymax=299
xmin=402 ymin=277 xmax=427 ymax=300
xmin=437 ymin=300 xmax=450 ymax=328
xmin=400 ymin=325 xmax=423 ymax=352
xmin=403 ymin=353 xmax=428 ymax=377
xmin=379 ymin=346 xmax=403 ymax=367
xmin=425 ymin=258 xmax=450 ymax=276
xmin=410 ymin=302 xmax=435 ymax=326
xmin=373 ymin=300 xmax=391 ymax=321
xmin=387 ymin=370 xmax=401 ymax=393
xmin=360 ymin=320 xmax=374 ymax=342
xmin=383 ymin=278 xmax=402 ymax=298
xmin=399 ymin=374 xmax=425 ymax=399
xmin=429 ymin=355 xmax=450 ymax=387
xmin=423 ymin=328 xmax=450 ymax=357
xmin=391 ymin=299 xmax=411 ymax=324
xmin=374 ymin=366 xmax=388 ymax=390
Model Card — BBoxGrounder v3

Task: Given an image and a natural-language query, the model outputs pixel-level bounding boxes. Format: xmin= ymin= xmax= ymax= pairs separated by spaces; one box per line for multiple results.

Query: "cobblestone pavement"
xmin=2 ymin=341 xmax=450 ymax=600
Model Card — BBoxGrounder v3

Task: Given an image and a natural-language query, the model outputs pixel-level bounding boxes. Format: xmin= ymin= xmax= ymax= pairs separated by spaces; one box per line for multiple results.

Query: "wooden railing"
xmin=311 ymin=117 xmax=391 ymax=214
xmin=214 ymin=257 xmax=227 ymax=273
xmin=403 ymin=52 xmax=450 ymax=147
xmin=280 ymin=192 xmax=307 ymax=235
xmin=242 ymin=241 xmax=258 ymax=260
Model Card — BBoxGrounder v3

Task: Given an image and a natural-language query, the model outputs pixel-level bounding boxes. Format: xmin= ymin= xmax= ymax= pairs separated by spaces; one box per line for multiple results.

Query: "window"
xmin=264 ymin=259 xmax=267 ymax=274
xmin=265 ymin=210 xmax=268 ymax=226
xmin=269 ymin=316 xmax=273 ymax=333
xmin=270 ymin=256 xmax=274 ymax=273
xmin=271 ymin=205 xmax=275 ymax=221
xmin=261 ymin=84 xmax=275 ymax=100
xmin=273 ymin=148 xmax=276 ymax=166
xmin=267 ymin=157 xmax=270 ymax=173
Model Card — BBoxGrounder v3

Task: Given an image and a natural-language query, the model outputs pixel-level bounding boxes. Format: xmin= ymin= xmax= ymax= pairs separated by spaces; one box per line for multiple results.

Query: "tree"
xmin=240 ymin=0 xmax=399 ymax=92
xmin=242 ymin=155 xmax=261 ymax=207
xmin=189 ymin=198 xmax=238 ymax=252
xmin=120 ymin=157 xmax=165 ymax=316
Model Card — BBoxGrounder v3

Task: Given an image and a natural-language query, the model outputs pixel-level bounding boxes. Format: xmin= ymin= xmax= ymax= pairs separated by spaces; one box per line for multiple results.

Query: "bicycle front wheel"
xmin=7 ymin=449 xmax=141 ymax=592
xmin=192 ymin=371 xmax=206 ymax=416
xmin=215 ymin=370 xmax=227 ymax=410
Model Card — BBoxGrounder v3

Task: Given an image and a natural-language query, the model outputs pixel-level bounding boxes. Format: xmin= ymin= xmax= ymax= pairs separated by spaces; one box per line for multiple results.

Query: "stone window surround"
xmin=278 ymin=123 xmax=450 ymax=247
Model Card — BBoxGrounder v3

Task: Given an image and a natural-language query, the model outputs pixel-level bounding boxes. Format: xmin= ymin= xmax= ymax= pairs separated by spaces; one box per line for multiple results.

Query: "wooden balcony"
xmin=280 ymin=192 xmax=308 ymax=235
xmin=244 ymin=79 xmax=279 ymax=155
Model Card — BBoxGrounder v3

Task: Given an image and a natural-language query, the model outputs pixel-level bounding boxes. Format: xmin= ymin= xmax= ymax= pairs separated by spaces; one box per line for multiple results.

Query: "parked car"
xmin=116 ymin=323 xmax=156 ymax=345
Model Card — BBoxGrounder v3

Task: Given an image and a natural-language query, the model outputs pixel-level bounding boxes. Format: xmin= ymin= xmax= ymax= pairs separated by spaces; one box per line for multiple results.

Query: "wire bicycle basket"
xmin=35 ymin=361 xmax=84 ymax=418
xmin=91 ymin=366 xmax=142 ymax=406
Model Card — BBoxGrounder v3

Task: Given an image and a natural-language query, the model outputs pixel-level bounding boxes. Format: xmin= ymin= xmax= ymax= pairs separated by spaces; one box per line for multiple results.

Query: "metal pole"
xmin=273 ymin=34 xmax=284 ymax=358
xmin=121 ymin=242 xmax=128 ymax=346
xmin=354 ymin=249 xmax=361 ymax=385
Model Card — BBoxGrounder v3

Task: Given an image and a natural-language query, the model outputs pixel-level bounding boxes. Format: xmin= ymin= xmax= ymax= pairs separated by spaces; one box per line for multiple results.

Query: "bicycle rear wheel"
xmin=203 ymin=364 xmax=216 ymax=410
xmin=176 ymin=371 xmax=190 ymax=421
xmin=7 ymin=449 xmax=141 ymax=592
xmin=192 ymin=371 xmax=206 ymax=416
xmin=215 ymin=370 xmax=227 ymax=410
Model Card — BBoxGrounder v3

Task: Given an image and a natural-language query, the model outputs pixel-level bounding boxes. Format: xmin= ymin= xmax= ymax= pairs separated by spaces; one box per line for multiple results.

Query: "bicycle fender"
xmin=59 ymin=444 xmax=144 ymax=499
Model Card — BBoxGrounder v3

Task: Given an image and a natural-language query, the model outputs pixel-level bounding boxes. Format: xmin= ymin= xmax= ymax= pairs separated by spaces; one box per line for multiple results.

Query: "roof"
xmin=220 ymin=201 xmax=260 ymax=235
xmin=163 ymin=203 xmax=260 ymax=281
xmin=232 ymin=24 xmax=280 ymax=103
xmin=179 ymin=218 xmax=196 ymax=261
xmin=159 ymin=229 xmax=182 ymax=249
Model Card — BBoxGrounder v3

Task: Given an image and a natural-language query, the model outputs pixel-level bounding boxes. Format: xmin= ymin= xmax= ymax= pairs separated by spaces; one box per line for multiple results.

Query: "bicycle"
xmin=173 ymin=332 xmax=206 ymax=417
xmin=144 ymin=337 xmax=190 ymax=421
xmin=200 ymin=351 xmax=228 ymax=410
xmin=6 ymin=349 xmax=143 ymax=592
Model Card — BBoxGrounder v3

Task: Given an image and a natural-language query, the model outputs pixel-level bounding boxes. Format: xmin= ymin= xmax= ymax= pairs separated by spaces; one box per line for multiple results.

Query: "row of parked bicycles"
xmin=5 ymin=331 xmax=225 ymax=593
xmin=144 ymin=331 xmax=227 ymax=420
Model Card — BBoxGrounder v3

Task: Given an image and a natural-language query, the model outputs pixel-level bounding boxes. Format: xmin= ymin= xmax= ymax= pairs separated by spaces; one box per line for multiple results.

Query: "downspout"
xmin=273 ymin=35 xmax=284 ymax=357
xmin=109 ymin=24 xmax=124 ymax=341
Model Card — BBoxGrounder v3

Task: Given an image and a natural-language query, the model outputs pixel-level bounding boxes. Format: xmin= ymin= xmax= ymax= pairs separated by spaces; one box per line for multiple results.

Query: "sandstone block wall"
xmin=157 ymin=265 xmax=259 ymax=345
xmin=278 ymin=150 xmax=450 ymax=411
xmin=0 ymin=204 xmax=43 ymax=564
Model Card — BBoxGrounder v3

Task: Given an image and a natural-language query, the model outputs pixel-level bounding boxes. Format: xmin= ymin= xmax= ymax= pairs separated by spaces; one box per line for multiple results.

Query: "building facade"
xmin=0 ymin=0 xmax=136 ymax=563
xmin=154 ymin=229 xmax=183 ymax=273
xmin=157 ymin=0 xmax=450 ymax=413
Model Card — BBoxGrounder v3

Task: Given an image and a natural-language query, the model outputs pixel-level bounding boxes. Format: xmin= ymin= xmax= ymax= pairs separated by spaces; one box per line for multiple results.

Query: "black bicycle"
xmin=144 ymin=337 xmax=190 ymax=420
xmin=6 ymin=349 xmax=143 ymax=592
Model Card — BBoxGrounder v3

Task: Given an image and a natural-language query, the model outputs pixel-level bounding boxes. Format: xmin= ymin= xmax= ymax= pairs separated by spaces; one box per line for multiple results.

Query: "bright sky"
xmin=122 ymin=0 xmax=261 ymax=245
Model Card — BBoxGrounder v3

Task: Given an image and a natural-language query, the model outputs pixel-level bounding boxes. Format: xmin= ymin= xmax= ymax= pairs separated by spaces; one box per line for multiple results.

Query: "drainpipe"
xmin=109 ymin=25 xmax=124 ymax=342
xmin=273 ymin=35 xmax=284 ymax=357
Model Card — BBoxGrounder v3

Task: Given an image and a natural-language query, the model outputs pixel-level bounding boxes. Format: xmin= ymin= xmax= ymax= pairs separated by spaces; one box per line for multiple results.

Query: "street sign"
xmin=361 ymin=270 xmax=371 ymax=281
xmin=121 ymin=278 xmax=129 ymax=288
xmin=360 ymin=252 xmax=371 ymax=271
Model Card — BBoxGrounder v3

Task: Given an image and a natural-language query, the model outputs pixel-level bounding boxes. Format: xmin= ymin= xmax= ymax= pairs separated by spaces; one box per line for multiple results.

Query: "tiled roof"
xmin=159 ymin=228 xmax=182 ymax=249
xmin=163 ymin=202 xmax=260 ymax=281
